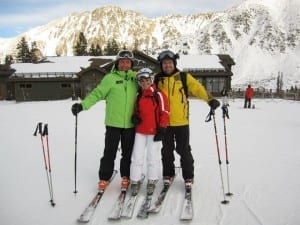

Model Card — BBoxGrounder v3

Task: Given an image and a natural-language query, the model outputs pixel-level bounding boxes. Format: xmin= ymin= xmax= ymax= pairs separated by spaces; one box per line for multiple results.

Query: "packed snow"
xmin=0 ymin=98 xmax=300 ymax=225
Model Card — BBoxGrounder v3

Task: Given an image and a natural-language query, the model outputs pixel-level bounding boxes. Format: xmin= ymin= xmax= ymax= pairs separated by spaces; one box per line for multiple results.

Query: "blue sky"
xmin=0 ymin=0 xmax=243 ymax=38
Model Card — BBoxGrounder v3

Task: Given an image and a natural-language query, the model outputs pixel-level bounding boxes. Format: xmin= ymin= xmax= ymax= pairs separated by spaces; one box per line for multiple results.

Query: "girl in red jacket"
xmin=130 ymin=68 xmax=169 ymax=193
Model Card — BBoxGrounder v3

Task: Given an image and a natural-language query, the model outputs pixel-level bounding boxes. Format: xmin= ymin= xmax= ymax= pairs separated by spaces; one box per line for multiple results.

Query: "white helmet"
xmin=136 ymin=68 xmax=154 ymax=85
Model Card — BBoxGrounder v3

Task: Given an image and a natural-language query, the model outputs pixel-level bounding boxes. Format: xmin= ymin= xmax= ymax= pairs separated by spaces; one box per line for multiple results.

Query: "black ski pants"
xmin=161 ymin=125 xmax=194 ymax=180
xmin=244 ymin=97 xmax=252 ymax=108
xmin=99 ymin=126 xmax=135 ymax=180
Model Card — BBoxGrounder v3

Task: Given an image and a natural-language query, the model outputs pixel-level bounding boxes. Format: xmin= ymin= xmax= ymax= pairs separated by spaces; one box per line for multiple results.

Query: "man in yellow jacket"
xmin=155 ymin=50 xmax=220 ymax=188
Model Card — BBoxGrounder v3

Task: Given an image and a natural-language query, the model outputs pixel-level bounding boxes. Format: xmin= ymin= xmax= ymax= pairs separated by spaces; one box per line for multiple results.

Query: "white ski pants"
xmin=130 ymin=133 xmax=161 ymax=182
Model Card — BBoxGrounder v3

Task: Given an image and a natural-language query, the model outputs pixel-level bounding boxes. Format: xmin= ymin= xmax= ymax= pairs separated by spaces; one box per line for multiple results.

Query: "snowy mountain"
xmin=0 ymin=0 xmax=300 ymax=89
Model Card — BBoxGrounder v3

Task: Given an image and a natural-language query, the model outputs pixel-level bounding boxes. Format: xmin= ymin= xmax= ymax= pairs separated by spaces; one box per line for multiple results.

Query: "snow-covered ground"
xmin=0 ymin=98 xmax=300 ymax=225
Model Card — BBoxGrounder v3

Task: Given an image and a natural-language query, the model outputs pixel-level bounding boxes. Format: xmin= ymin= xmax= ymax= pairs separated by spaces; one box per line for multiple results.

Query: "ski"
xmin=180 ymin=186 xmax=193 ymax=220
xmin=107 ymin=187 xmax=127 ymax=220
xmin=147 ymin=182 xmax=171 ymax=213
xmin=137 ymin=193 xmax=154 ymax=218
xmin=147 ymin=168 xmax=180 ymax=214
xmin=77 ymin=170 xmax=117 ymax=223
xmin=137 ymin=181 xmax=157 ymax=219
xmin=121 ymin=175 xmax=145 ymax=218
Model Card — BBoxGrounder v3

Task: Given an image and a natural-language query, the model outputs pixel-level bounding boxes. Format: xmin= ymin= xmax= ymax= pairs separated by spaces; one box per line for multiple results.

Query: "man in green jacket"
xmin=71 ymin=50 xmax=137 ymax=191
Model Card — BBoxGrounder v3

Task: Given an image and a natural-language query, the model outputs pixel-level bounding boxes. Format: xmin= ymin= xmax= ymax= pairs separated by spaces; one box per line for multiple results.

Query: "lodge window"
xmin=20 ymin=84 xmax=32 ymax=88
xmin=61 ymin=83 xmax=71 ymax=88
xmin=206 ymin=78 xmax=226 ymax=93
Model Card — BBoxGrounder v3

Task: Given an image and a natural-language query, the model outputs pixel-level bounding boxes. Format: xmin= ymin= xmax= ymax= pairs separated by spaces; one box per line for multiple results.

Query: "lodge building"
xmin=0 ymin=51 xmax=235 ymax=101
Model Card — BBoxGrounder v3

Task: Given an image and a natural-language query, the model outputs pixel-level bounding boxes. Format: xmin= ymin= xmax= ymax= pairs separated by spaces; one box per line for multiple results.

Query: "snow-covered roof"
xmin=10 ymin=54 xmax=225 ymax=77
xmin=177 ymin=55 xmax=225 ymax=71
xmin=11 ymin=56 xmax=115 ymax=74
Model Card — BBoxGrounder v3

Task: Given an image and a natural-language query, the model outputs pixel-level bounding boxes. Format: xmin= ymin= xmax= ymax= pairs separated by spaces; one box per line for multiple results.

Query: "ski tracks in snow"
xmin=218 ymin=185 xmax=265 ymax=225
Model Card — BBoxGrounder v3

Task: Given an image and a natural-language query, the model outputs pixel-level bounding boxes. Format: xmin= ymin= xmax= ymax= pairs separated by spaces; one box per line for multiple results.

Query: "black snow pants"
xmin=161 ymin=125 xmax=194 ymax=180
xmin=99 ymin=126 xmax=135 ymax=180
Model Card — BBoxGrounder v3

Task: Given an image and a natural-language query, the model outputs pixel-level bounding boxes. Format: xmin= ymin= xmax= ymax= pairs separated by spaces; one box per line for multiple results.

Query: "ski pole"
xmin=43 ymin=124 xmax=56 ymax=206
xmin=222 ymin=106 xmax=233 ymax=196
xmin=74 ymin=114 xmax=78 ymax=194
xmin=34 ymin=122 xmax=55 ymax=206
xmin=206 ymin=109 xmax=229 ymax=204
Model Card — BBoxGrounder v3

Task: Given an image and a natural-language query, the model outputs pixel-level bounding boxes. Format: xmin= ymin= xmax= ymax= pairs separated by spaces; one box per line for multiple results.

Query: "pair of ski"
xmin=77 ymin=170 xmax=193 ymax=223
xmin=108 ymin=178 xmax=157 ymax=220
xmin=108 ymin=170 xmax=193 ymax=220
xmin=146 ymin=178 xmax=193 ymax=220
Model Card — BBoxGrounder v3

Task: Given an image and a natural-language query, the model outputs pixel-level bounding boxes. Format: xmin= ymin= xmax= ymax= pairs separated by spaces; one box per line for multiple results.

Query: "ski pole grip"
xmin=33 ymin=122 xmax=43 ymax=136
xmin=205 ymin=108 xmax=214 ymax=122
xmin=43 ymin=124 xmax=48 ymax=136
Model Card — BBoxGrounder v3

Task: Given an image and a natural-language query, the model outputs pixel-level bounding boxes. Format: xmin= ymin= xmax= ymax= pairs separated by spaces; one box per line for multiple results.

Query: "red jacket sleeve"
xmin=157 ymin=90 xmax=169 ymax=127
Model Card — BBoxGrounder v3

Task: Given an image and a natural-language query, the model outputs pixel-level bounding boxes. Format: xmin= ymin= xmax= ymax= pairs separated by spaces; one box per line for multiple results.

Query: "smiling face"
xmin=117 ymin=58 xmax=132 ymax=71
xmin=161 ymin=59 xmax=175 ymax=75
xmin=138 ymin=77 xmax=152 ymax=90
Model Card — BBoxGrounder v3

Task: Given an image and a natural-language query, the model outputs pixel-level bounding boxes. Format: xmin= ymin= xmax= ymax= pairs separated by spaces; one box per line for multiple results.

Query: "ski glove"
xmin=222 ymin=105 xmax=230 ymax=119
xmin=71 ymin=103 xmax=83 ymax=116
xmin=154 ymin=127 xmax=167 ymax=142
xmin=208 ymin=99 xmax=220 ymax=110
xmin=131 ymin=114 xmax=142 ymax=126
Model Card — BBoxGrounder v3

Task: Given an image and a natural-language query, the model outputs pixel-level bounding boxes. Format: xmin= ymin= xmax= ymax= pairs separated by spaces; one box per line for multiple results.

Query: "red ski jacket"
xmin=134 ymin=85 xmax=169 ymax=135
xmin=245 ymin=87 xmax=254 ymax=99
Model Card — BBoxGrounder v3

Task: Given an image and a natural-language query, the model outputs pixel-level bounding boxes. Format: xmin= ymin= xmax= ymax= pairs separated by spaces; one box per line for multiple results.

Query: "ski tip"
xmin=148 ymin=208 xmax=160 ymax=213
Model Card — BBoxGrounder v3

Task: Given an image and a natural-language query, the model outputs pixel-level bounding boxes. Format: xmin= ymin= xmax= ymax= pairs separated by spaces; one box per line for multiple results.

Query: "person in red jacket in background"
xmin=244 ymin=84 xmax=254 ymax=108
xmin=130 ymin=68 xmax=169 ymax=194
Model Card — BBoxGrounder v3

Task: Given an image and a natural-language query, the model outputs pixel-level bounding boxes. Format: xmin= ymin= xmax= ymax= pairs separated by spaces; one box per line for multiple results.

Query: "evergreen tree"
xmin=88 ymin=43 xmax=97 ymax=56
xmin=110 ymin=39 xmax=119 ymax=54
xmin=104 ymin=40 xmax=112 ymax=55
xmin=16 ymin=37 xmax=31 ymax=63
xmin=95 ymin=44 xmax=103 ymax=56
xmin=104 ymin=39 xmax=119 ymax=55
xmin=30 ymin=41 xmax=42 ymax=62
xmin=74 ymin=32 xmax=88 ymax=56
xmin=276 ymin=72 xmax=283 ymax=93
xmin=5 ymin=55 xmax=14 ymax=65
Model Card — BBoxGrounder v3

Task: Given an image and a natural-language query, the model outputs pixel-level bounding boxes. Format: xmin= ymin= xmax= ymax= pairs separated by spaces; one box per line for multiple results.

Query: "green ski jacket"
xmin=81 ymin=69 xmax=138 ymax=128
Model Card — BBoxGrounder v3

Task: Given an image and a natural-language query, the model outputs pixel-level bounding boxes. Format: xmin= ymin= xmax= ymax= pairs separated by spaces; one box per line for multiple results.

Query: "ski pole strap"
xmin=222 ymin=106 xmax=229 ymax=119
xmin=43 ymin=124 xmax=49 ymax=136
xmin=33 ymin=122 xmax=43 ymax=136
xmin=205 ymin=108 xmax=215 ymax=122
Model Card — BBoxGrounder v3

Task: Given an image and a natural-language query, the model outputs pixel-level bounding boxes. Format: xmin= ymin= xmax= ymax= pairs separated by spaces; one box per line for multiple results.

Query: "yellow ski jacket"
xmin=156 ymin=71 xmax=212 ymax=126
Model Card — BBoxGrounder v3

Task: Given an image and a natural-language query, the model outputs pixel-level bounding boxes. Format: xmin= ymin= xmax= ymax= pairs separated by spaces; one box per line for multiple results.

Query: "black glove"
xmin=208 ymin=99 xmax=220 ymax=110
xmin=131 ymin=115 xmax=142 ymax=126
xmin=222 ymin=105 xmax=229 ymax=119
xmin=154 ymin=127 xmax=167 ymax=142
xmin=71 ymin=103 xmax=83 ymax=116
